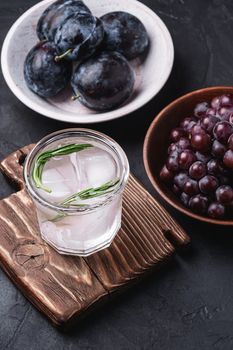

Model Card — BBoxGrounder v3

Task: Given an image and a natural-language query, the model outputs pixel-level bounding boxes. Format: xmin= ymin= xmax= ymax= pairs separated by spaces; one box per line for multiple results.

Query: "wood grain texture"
xmin=0 ymin=145 xmax=190 ymax=326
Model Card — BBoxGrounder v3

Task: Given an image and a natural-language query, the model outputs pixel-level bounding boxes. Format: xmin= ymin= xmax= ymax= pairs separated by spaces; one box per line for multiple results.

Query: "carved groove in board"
xmin=122 ymin=198 xmax=172 ymax=256
xmin=0 ymin=145 xmax=190 ymax=326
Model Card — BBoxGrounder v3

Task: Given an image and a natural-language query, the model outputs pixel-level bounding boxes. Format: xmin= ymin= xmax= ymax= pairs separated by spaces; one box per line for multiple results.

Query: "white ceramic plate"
xmin=1 ymin=0 xmax=174 ymax=123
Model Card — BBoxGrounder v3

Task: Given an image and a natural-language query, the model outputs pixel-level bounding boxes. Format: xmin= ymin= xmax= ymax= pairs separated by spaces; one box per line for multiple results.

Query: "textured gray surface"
xmin=1 ymin=0 xmax=233 ymax=349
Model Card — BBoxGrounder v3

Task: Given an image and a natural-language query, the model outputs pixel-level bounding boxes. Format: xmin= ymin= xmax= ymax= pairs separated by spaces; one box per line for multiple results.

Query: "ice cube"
xmin=75 ymin=146 xmax=117 ymax=189
xmin=38 ymin=155 xmax=78 ymax=202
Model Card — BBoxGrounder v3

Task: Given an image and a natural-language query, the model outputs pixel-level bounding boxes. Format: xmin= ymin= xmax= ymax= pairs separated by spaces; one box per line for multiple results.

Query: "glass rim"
xmin=23 ymin=128 xmax=129 ymax=213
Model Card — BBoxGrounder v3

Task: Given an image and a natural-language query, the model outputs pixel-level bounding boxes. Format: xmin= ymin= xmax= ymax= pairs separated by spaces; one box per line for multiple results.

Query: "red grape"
xmin=189 ymin=161 xmax=207 ymax=180
xmin=170 ymin=128 xmax=186 ymax=142
xmin=207 ymin=159 xmax=223 ymax=176
xmin=200 ymin=115 xmax=219 ymax=134
xmin=172 ymin=184 xmax=180 ymax=195
xmin=160 ymin=165 xmax=173 ymax=184
xmin=176 ymin=137 xmax=191 ymax=151
xmin=168 ymin=138 xmax=191 ymax=154
xmin=183 ymin=179 xmax=199 ymax=196
xmin=211 ymin=94 xmax=232 ymax=109
xmin=211 ymin=140 xmax=227 ymax=158
xmin=216 ymin=185 xmax=233 ymax=204
xmin=180 ymin=117 xmax=197 ymax=132
xmin=174 ymin=172 xmax=189 ymax=190
xmin=229 ymin=113 xmax=233 ymax=124
xmin=219 ymin=106 xmax=233 ymax=121
xmin=223 ymin=150 xmax=233 ymax=169
xmin=206 ymin=108 xmax=219 ymax=117
xmin=189 ymin=194 xmax=208 ymax=214
xmin=208 ymin=202 xmax=225 ymax=219
xmin=168 ymin=143 xmax=179 ymax=154
xmin=199 ymin=175 xmax=218 ymax=194
xmin=213 ymin=121 xmax=233 ymax=144
xmin=228 ymin=134 xmax=233 ymax=150
xmin=166 ymin=151 xmax=179 ymax=172
xmin=180 ymin=192 xmax=190 ymax=206
xmin=211 ymin=96 xmax=221 ymax=109
xmin=190 ymin=124 xmax=206 ymax=136
xmin=194 ymin=102 xmax=209 ymax=118
xmin=178 ymin=150 xmax=197 ymax=170
xmin=191 ymin=132 xmax=211 ymax=152
xmin=195 ymin=151 xmax=211 ymax=163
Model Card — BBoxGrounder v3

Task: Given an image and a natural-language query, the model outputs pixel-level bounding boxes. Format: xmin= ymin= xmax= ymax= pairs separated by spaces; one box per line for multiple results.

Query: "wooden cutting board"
xmin=0 ymin=145 xmax=190 ymax=327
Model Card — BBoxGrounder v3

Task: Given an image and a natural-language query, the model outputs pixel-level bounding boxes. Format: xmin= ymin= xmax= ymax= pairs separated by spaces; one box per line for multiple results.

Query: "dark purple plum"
xmin=37 ymin=0 xmax=91 ymax=41
xmin=100 ymin=11 xmax=149 ymax=60
xmin=24 ymin=41 xmax=72 ymax=98
xmin=54 ymin=14 xmax=104 ymax=61
xmin=71 ymin=51 xmax=135 ymax=111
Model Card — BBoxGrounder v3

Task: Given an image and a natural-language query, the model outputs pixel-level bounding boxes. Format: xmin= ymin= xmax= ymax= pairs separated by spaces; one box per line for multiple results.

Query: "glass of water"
xmin=23 ymin=128 xmax=129 ymax=256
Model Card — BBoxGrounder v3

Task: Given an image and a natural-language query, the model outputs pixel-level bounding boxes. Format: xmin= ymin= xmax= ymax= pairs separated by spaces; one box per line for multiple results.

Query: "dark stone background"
xmin=1 ymin=0 xmax=233 ymax=349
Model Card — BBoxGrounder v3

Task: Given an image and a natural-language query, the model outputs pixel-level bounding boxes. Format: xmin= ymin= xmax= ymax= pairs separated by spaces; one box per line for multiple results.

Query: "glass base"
xmin=40 ymin=223 xmax=121 ymax=256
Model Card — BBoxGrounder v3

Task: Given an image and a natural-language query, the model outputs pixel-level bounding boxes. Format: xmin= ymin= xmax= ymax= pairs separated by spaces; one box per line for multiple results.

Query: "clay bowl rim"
xmin=143 ymin=86 xmax=233 ymax=226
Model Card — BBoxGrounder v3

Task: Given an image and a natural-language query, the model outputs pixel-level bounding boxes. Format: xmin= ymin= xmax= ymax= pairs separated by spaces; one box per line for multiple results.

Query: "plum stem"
xmin=55 ymin=49 xmax=72 ymax=62
xmin=71 ymin=95 xmax=80 ymax=101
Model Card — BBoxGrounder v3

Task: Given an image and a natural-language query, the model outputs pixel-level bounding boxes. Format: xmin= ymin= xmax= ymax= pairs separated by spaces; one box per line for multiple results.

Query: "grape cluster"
xmin=160 ymin=94 xmax=233 ymax=220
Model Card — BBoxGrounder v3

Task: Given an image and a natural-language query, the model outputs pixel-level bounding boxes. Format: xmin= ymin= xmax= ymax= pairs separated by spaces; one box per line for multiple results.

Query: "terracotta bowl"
xmin=143 ymin=86 xmax=233 ymax=226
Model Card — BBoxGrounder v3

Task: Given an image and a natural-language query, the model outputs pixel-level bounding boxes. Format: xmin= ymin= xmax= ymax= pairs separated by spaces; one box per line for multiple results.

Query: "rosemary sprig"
xmin=48 ymin=179 xmax=120 ymax=222
xmin=60 ymin=179 xmax=120 ymax=206
xmin=32 ymin=143 xmax=93 ymax=193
